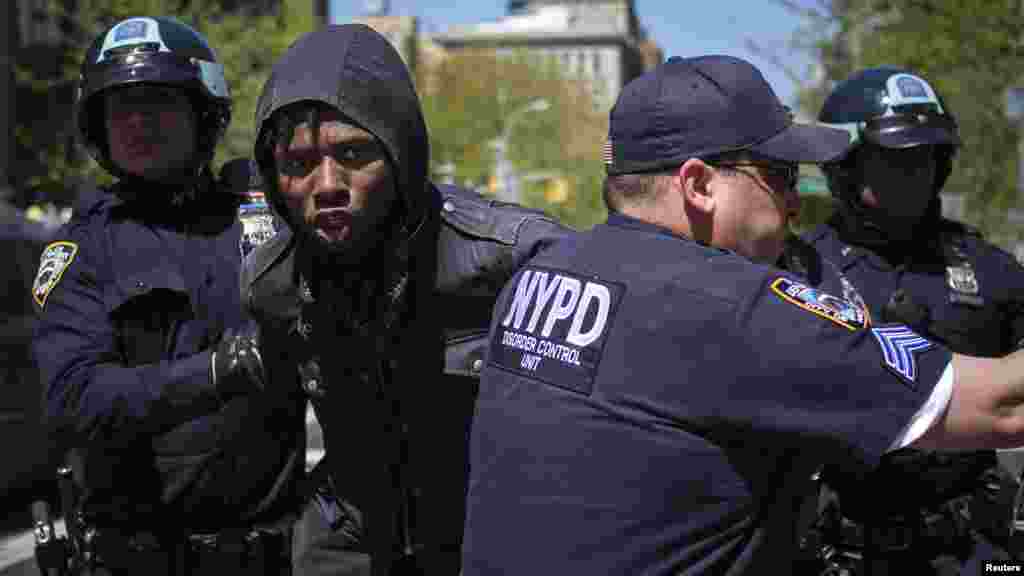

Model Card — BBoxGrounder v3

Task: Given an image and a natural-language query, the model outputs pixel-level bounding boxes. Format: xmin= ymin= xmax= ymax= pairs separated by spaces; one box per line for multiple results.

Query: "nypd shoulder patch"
xmin=770 ymin=277 xmax=868 ymax=331
xmin=33 ymin=241 xmax=79 ymax=308
xmin=870 ymin=325 xmax=936 ymax=388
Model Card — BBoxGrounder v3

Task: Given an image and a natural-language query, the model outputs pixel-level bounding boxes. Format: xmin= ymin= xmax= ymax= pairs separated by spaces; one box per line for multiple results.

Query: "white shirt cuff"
xmin=888 ymin=360 xmax=954 ymax=451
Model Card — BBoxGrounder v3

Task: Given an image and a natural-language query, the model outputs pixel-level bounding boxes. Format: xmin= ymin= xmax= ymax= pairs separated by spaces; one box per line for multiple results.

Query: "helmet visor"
xmin=82 ymin=51 xmax=228 ymax=103
xmin=862 ymin=112 xmax=959 ymax=149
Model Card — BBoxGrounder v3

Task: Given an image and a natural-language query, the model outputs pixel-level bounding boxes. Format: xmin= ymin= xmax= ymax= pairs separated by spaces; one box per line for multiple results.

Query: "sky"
xmin=328 ymin=0 xmax=819 ymax=107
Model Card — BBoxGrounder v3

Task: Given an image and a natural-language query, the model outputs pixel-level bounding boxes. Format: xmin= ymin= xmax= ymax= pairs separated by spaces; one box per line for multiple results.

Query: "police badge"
xmin=238 ymin=190 xmax=279 ymax=258
xmin=946 ymin=264 xmax=983 ymax=307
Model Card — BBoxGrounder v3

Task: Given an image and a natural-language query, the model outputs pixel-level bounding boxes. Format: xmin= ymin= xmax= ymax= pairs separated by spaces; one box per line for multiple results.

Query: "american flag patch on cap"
xmin=870 ymin=325 xmax=935 ymax=387
xmin=602 ymin=139 xmax=613 ymax=166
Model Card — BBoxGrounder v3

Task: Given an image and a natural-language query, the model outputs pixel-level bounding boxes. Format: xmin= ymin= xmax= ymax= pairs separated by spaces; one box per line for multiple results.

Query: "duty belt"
xmin=836 ymin=495 xmax=973 ymax=554
xmin=90 ymin=525 xmax=290 ymax=575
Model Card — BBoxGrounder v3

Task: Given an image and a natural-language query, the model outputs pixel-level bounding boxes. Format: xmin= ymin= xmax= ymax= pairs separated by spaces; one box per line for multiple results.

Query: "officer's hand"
xmin=211 ymin=322 xmax=267 ymax=400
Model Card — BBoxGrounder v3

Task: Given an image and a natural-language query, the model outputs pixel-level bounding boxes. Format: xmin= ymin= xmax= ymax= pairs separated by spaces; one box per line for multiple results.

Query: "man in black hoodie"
xmin=243 ymin=24 xmax=572 ymax=575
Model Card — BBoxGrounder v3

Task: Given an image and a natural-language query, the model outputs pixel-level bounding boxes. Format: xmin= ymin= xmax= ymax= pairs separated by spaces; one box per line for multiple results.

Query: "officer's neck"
xmin=617 ymin=201 xmax=693 ymax=241
xmin=115 ymin=167 xmax=213 ymax=208
xmin=834 ymin=200 xmax=943 ymax=264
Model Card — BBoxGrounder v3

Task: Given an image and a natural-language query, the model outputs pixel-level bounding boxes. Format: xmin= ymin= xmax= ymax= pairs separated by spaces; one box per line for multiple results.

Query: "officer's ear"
xmin=678 ymin=158 xmax=715 ymax=215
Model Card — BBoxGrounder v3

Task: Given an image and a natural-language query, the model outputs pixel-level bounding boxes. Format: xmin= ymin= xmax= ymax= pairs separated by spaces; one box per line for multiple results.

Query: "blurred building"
xmin=431 ymin=0 xmax=657 ymax=109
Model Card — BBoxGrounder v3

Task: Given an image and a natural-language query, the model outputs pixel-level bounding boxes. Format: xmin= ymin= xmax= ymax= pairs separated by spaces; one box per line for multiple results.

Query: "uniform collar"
xmin=605 ymin=210 xmax=748 ymax=259
xmin=606 ymin=210 xmax=690 ymax=241
xmin=818 ymin=219 xmax=947 ymax=272
xmin=810 ymin=223 xmax=870 ymax=272
xmin=832 ymin=206 xmax=954 ymax=265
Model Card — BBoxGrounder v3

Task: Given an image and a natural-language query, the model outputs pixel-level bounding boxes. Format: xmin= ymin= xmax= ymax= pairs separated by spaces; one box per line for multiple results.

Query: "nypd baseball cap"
xmin=605 ymin=55 xmax=852 ymax=175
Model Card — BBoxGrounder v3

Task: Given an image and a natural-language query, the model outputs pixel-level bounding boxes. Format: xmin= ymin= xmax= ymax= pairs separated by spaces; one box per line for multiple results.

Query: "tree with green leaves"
xmin=14 ymin=0 xmax=315 ymax=205
xmin=418 ymin=48 xmax=609 ymax=230
xmin=777 ymin=0 xmax=1024 ymax=241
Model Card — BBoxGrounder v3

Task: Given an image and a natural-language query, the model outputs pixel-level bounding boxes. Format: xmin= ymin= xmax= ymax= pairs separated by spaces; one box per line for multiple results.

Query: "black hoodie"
xmin=253 ymin=23 xmax=431 ymax=243
xmin=243 ymin=24 xmax=572 ymax=575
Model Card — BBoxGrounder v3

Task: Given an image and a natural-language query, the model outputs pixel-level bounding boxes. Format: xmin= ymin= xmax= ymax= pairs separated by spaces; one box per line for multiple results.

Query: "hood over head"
xmin=252 ymin=24 xmax=430 ymax=242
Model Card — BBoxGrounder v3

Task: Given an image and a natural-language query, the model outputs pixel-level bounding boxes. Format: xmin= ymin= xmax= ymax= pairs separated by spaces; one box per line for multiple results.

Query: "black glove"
xmin=211 ymin=322 xmax=267 ymax=401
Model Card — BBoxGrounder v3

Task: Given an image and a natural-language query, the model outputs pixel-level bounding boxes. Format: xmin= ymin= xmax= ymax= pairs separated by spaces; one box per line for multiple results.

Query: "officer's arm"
xmin=1009 ymin=259 xmax=1024 ymax=352
xmin=32 ymin=227 xmax=221 ymax=444
xmin=912 ymin=350 xmax=1024 ymax=450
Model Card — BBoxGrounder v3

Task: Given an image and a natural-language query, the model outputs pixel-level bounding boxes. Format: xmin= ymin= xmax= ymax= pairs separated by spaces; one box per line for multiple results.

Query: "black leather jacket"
xmin=240 ymin=183 xmax=571 ymax=573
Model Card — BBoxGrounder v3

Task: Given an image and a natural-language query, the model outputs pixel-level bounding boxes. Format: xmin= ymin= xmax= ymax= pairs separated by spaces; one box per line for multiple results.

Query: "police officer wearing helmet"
xmin=798 ymin=67 xmax=1024 ymax=573
xmin=32 ymin=16 xmax=296 ymax=575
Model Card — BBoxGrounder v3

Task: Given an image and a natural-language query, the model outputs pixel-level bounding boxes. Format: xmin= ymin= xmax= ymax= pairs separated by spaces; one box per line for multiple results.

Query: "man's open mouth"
xmin=314 ymin=208 xmax=353 ymax=242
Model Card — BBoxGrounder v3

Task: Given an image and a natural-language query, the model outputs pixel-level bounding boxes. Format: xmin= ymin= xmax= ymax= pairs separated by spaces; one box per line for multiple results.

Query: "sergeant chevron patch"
xmin=870 ymin=325 xmax=935 ymax=388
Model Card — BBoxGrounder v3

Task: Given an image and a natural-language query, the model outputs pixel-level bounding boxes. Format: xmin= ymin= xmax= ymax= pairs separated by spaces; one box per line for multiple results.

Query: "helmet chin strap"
xmin=115 ymin=161 xmax=212 ymax=207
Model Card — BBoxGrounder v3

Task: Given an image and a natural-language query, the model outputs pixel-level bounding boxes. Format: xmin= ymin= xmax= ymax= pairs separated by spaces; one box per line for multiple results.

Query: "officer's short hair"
xmin=602 ymin=171 xmax=675 ymax=211
xmin=603 ymin=150 xmax=761 ymax=211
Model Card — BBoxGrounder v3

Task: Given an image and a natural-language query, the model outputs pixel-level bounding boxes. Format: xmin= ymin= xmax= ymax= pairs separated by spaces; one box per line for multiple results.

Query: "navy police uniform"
xmin=795 ymin=66 xmax=1024 ymax=574
xmin=31 ymin=15 xmax=298 ymax=576
xmin=795 ymin=219 xmax=1024 ymax=573
xmin=462 ymin=211 xmax=952 ymax=575
xmin=32 ymin=181 xmax=302 ymax=574
xmin=804 ymin=220 xmax=1024 ymax=357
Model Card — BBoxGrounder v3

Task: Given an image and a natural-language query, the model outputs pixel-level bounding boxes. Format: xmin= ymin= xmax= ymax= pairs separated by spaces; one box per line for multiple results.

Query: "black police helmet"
xmin=75 ymin=17 xmax=231 ymax=181
xmin=818 ymin=67 xmax=959 ymax=195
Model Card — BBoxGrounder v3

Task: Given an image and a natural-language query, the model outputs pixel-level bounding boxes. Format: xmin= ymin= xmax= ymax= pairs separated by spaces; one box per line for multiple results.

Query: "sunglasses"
xmin=708 ymin=160 xmax=800 ymax=191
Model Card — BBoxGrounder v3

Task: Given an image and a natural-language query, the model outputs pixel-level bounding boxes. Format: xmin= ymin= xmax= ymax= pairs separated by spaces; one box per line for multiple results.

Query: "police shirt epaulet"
xmin=73 ymin=186 xmax=119 ymax=220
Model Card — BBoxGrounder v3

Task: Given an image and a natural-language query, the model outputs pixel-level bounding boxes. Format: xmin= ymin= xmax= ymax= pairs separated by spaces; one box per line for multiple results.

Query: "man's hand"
xmin=211 ymin=322 xmax=267 ymax=400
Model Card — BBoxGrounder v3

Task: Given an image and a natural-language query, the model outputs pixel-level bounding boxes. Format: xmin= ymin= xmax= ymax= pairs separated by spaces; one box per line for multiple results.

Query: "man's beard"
xmin=298 ymin=214 xmax=399 ymax=269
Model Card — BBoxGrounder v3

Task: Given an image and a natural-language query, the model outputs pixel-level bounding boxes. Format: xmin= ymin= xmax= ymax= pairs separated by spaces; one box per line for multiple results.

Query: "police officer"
xmin=241 ymin=24 xmax=571 ymax=576
xmin=460 ymin=55 xmax=1024 ymax=575
xmin=220 ymin=157 xmax=281 ymax=259
xmin=32 ymin=16 xmax=297 ymax=575
xmin=797 ymin=67 xmax=1024 ymax=574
